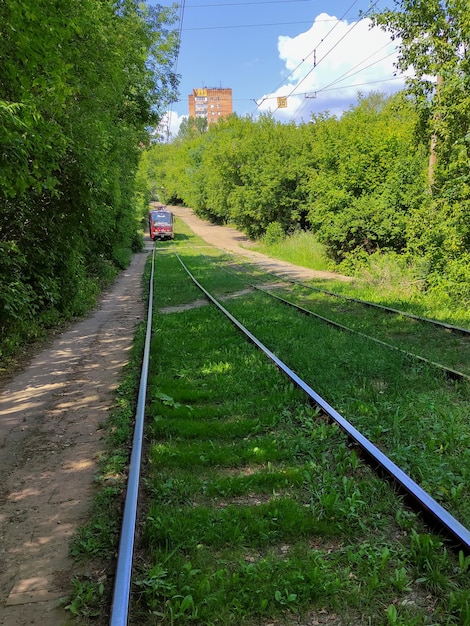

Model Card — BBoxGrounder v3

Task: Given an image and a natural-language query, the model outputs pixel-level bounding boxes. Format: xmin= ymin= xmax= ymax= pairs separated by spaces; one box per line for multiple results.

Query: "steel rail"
xmin=182 ymin=253 xmax=469 ymax=382
xmin=174 ymin=250 xmax=470 ymax=553
xmin=252 ymin=281 xmax=470 ymax=382
xmin=246 ymin=266 xmax=470 ymax=336
xmin=215 ymin=255 xmax=470 ymax=336
xmin=109 ymin=246 xmax=156 ymax=626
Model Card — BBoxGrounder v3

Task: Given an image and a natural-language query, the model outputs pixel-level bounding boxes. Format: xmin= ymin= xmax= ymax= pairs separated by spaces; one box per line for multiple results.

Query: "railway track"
xmin=110 ymin=244 xmax=470 ymax=625
xmin=171 ymin=250 xmax=470 ymax=550
xmin=222 ymin=259 xmax=470 ymax=336
xmin=181 ymin=247 xmax=470 ymax=382
xmin=220 ymin=263 xmax=470 ymax=383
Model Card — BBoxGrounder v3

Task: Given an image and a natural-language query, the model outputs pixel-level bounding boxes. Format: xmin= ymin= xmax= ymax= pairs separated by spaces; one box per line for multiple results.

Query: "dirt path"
xmin=0 ymin=210 xmax=350 ymax=625
xmin=168 ymin=206 xmax=352 ymax=283
xmin=0 ymin=245 xmax=151 ymax=625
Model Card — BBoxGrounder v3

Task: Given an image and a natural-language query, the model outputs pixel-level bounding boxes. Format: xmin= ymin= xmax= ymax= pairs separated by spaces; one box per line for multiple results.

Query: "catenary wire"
xmin=288 ymin=44 xmax=398 ymax=120
xmin=270 ymin=0 xmax=380 ymax=115
xmin=251 ymin=2 xmax=361 ymax=112
xmin=252 ymin=0 xmax=370 ymax=115
xmin=160 ymin=0 xmax=394 ymax=136
xmin=185 ymin=0 xmax=314 ymax=6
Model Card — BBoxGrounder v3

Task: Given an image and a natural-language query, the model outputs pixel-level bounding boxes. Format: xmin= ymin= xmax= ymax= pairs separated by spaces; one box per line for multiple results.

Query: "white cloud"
xmin=153 ymin=111 xmax=188 ymax=142
xmin=167 ymin=111 xmax=188 ymax=138
xmin=258 ymin=13 xmax=407 ymax=120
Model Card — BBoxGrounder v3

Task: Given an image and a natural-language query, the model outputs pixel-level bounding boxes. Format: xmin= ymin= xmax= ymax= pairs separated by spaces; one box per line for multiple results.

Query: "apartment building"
xmin=188 ymin=87 xmax=233 ymax=125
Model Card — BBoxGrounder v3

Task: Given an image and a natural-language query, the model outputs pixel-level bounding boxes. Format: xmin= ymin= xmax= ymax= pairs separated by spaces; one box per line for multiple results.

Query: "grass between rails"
xmin=67 ymin=223 xmax=470 ymax=625
xmin=131 ymin=239 xmax=470 ymax=624
xmin=270 ymin=285 xmax=470 ymax=378
xmin=251 ymin=230 xmax=470 ymax=329
xmin=177 ymin=248 xmax=470 ymax=526
xmin=196 ymin=256 xmax=470 ymax=378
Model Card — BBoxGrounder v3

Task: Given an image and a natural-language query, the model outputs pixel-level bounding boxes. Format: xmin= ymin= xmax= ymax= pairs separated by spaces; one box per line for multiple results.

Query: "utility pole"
xmin=428 ymin=75 xmax=443 ymax=189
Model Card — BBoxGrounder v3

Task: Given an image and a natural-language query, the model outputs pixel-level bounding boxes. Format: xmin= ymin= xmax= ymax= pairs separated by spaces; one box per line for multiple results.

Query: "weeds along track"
xmin=123 ymin=244 xmax=470 ymax=625
xmin=171 ymin=240 xmax=470 ymax=380
xmin=218 ymin=268 xmax=470 ymax=381
xmin=173 ymin=249 xmax=470 ymax=547
xmin=209 ymin=256 xmax=470 ymax=383
xmin=223 ymin=260 xmax=470 ymax=336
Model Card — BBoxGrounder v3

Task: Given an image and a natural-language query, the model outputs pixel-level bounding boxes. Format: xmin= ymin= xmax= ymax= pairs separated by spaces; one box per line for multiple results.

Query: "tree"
xmin=372 ymin=0 xmax=470 ymax=182
xmin=0 ymin=0 xmax=179 ymax=358
xmin=305 ymin=93 xmax=426 ymax=261
xmin=176 ymin=116 xmax=208 ymax=141
xmin=372 ymin=0 xmax=470 ymax=303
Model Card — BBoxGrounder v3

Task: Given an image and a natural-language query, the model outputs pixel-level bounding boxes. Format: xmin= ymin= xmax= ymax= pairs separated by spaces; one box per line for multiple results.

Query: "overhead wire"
xmin=287 ymin=0 xmax=381 ymax=112
xmin=163 ymin=0 xmax=186 ymax=141
xmin=289 ymin=39 xmax=397 ymax=120
xmin=319 ymin=42 xmax=397 ymax=92
xmin=161 ymin=0 xmax=399 ymax=133
xmin=185 ymin=0 xmax=314 ymax=6
xmin=250 ymin=4 xmax=361 ymax=112
xmin=252 ymin=0 xmax=363 ymax=115
xmin=183 ymin=20 xmax=321 ymax=31
xmin=167 ymin=72 xmax=403 ymax=107
xmin=262 ymin=0 xmax=384 ymax=119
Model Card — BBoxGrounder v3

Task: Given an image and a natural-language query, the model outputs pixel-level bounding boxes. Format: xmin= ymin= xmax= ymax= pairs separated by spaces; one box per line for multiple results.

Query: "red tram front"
xmin=148 ymin=208 xmax=175 ymax=241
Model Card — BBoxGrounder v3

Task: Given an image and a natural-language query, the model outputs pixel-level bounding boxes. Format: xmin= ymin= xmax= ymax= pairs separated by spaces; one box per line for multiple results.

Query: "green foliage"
xmin=372 ymin=0 xmax=470 ymax=308
xmin=144 ymin=113 xmax=311 ymax=237
xmin=141 ymin=85 xmax=467 ymax=311
xmin=175 ymin=115 xmax=208 ymax=141
xmin=0 ymin=0 xmax=179 ymax=360
xmin=144 ymin=93 xmax=429 ymax=254
xmin=263 ymin=222 xmax=285 ymax=245
xmin=66 ymin=577 xmax=105 ymax=618
xmin=304 ymin=93 xmax=427 ymax=261
xmin=254 ymin=229 xmax=333 ymax=273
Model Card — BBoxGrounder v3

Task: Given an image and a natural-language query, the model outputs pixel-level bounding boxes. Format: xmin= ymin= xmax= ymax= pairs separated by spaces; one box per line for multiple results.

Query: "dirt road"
xmin=0 ymin=209 xmax=350 ymax=625
xmin=169 ymin=206 xmax=352 ymax=283
xmin=0 ymin=245 xmax=151 ymax=625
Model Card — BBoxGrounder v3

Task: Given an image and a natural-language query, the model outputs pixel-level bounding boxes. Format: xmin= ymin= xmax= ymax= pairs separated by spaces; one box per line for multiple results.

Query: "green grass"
xmin=252 ymin=229 xmax=333 ymax=273
xmin=130 ymin=235 xmax=470 ymax=625
xmin=249 ymin=229 xmax=470 ymax=328
xmin=269 ymin=284 xmax=470 ymax=375
xmin=68 ymin=223 xmax=470 ymax=625
xmin=182 ymin=240 xmax=470 ymax=377
xmin=220 ymin=291 xmax=470 ymax=522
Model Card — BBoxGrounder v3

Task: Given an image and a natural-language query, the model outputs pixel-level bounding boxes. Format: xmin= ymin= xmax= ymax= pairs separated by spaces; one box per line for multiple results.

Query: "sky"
xmin=151 ymin=0 xmax=409 ymax=139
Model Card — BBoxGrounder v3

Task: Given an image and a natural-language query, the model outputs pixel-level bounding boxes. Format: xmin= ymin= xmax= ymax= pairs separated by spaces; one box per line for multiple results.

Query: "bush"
xmin=338 ymin=250 xmax=425 ymax=296
xmin=263 ymin=222 xmax=285 ymax=245
xmin=112 ymin=247 xmax=133 ymax=270
xmin=131 ymin=231 xmax=144 ymax=252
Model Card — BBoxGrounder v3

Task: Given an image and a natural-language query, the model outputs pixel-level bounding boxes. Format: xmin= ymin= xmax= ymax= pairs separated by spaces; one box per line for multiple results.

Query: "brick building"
xmin=188 ymin=87 xmax=233 ymax=125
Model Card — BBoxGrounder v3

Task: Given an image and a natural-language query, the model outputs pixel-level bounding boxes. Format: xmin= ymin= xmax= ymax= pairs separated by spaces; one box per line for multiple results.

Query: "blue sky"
xmin=151 ymin=0 xmax=408 ymax=138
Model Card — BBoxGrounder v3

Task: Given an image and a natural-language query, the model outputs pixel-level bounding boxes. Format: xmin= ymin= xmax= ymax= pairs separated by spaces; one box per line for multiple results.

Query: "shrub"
xmin=264 ymin=222 xmax=285 ymax=245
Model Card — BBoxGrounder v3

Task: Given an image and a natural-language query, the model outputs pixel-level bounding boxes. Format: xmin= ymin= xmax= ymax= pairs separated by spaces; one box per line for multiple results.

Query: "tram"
xmin=148 ymin=207 xmax=175 ymax=241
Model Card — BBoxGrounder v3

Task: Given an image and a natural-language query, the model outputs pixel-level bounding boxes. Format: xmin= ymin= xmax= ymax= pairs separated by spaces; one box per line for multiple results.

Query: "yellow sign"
xmin=194 ymin=88 xmax=207 ymax=97
xmin=277 ymin=96 xmax=287 ymax=108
